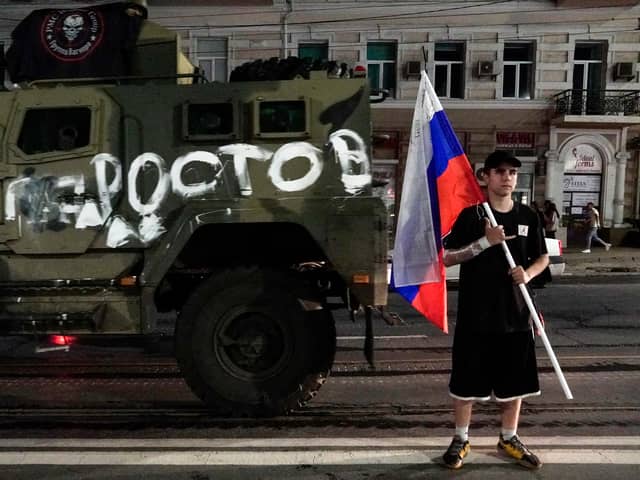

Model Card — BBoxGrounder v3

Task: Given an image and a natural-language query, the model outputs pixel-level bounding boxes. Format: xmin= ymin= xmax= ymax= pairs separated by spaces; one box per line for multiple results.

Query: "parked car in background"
xmin=545 ymin=237 xmax=566 ymax=277
xmin=441 ymin=237 xmax=565 ymax=286
xmin=388 ymin=237 xmax=565 ymax=287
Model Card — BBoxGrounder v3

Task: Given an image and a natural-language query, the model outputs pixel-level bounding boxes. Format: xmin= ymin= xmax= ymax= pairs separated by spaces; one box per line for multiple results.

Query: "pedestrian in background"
xmin=531 ymin=200 xmax=545 ymax=229
xmin=543 ymin=200 xmax=560 ymax=239
xmin=441 ymin=150 xmax=549 ymax=470
xmin=582 ymin=202 xmax=611 ymax=253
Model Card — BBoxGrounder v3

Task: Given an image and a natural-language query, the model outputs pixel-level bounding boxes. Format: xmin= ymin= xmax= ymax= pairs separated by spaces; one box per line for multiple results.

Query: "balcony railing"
xmin=553 ymin=89 xmax=640 ymax=116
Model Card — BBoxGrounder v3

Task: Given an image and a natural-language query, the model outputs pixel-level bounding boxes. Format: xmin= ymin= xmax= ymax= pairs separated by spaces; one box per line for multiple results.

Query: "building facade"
xmin=2 ymin=0 xmax=639 ymax=245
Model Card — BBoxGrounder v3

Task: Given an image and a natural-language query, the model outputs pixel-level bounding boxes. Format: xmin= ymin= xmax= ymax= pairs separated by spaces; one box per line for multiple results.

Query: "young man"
xmin=582 ymin=202 xmax=611 ymax=253
xmin=441 ymin=150 xmax=549 ymax=470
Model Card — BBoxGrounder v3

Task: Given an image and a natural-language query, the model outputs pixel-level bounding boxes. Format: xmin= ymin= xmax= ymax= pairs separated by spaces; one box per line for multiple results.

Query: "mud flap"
xmin=364 ymin=306 xmax=375 ymax=368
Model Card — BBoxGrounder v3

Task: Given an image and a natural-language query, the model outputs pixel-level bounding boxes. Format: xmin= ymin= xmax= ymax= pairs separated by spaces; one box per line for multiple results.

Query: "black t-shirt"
xmin=444 ymin=203 xmax=547 ymax=334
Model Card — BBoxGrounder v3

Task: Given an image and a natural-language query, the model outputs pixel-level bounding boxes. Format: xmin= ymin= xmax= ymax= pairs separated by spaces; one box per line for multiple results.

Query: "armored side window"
xmin=255 ymin=100 xmax=309 ymax=138
xmin=183 ymin=102 xmax=236 ymax=140
xmin=17 ymin=107 xmax=91 ymax=155
xmin=0 ymin=41 xmax=6 ymax=91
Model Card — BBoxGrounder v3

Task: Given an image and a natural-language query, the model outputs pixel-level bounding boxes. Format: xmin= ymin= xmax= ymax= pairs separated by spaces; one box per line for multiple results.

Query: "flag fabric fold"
xmin=392 ymin=71 xmax=484 ymax=333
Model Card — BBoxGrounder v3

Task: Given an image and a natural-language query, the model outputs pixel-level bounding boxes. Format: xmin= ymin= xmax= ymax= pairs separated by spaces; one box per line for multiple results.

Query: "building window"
xmin=575 ymin=42 xmax=605 ymax=62
xmin=298 ymin=42 xmax=328 ymax=63
xmin=367 ymin=42 xmax=397 ymax=97
xmin=434 ymin=42 xmax=465 ymax=99
xmin=503 ymin=42 xmax=534 ymax=99
xmin=572 ymin=42 xmax=606 ymax=114
xmin=194 ymin=37 xmax=227 ymax=82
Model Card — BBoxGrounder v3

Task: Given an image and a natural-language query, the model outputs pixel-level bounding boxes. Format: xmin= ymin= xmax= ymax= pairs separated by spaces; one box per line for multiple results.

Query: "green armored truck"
xmin=0 ymin=2 xmax=388 ymax=415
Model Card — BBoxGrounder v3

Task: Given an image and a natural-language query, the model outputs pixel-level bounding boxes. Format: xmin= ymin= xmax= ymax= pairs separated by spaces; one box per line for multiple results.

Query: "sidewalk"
xmin=561 ymin=245 xmax=640 ymax=276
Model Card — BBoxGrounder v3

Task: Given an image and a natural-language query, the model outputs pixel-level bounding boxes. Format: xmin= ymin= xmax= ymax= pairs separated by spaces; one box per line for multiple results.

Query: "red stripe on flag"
xmin=437 ymin=153 xmax=484 ymax=237
xmin=410 ymin=250 xmax=448 ymax=333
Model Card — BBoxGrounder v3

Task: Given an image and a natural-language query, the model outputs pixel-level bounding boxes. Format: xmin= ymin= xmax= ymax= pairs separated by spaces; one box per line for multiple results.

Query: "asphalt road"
xmin=337 ymin=280 xmax=640 ymax=341
xmin=0 ymin=280 xmax=637 ymax=479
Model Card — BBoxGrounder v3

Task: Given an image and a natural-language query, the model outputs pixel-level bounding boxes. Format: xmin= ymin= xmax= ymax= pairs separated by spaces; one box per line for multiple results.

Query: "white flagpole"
xmin=482 ymin=202 xmax=574 ymax=400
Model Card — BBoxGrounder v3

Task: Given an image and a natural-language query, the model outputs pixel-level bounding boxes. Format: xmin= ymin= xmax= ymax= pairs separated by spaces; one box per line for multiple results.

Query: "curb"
xmin=553 ymin=272 xmax=640 ymax=284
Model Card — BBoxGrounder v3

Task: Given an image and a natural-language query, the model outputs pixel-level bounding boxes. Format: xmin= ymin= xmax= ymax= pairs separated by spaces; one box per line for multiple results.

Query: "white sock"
xmin=501 ymin=428 xmax=517 ymax=440
xmin=455 ymin=426 xmax=469 ymax=442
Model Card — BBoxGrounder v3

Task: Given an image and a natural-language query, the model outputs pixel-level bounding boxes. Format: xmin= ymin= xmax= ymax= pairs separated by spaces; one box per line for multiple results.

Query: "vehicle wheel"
xmin=175 ymin=267 xmax=336 ymax=416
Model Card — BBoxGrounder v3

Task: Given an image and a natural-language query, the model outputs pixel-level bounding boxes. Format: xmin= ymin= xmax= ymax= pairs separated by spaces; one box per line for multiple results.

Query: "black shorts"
xmin=449 ymin=330 xmax=540 ymax=402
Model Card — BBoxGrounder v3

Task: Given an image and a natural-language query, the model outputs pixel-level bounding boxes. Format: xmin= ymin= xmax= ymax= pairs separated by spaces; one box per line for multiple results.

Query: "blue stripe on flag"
xmin=430 ymin=110 xmax=464 ymax=178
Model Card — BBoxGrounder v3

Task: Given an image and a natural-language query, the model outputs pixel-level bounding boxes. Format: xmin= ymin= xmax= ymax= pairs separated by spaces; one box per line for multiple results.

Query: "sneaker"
xmin=497 ymin=434 xmax=542 ymax=470
xmin=443 ymin=435 xmax=470 ymax=469
xmin=581 ymin=249 xmax=591 ymax=253
xmin=605 ymin=243 xmax=612 ymax=251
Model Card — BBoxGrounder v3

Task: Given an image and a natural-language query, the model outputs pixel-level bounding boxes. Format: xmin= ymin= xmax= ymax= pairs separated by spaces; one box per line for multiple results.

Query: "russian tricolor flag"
xmin=392 ymin=71 xmax=484 ymax=333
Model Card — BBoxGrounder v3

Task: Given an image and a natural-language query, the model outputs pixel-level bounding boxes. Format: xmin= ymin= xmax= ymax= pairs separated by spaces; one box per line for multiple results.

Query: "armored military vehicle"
xmin=0 ymin=2 xmax=388 ymax=416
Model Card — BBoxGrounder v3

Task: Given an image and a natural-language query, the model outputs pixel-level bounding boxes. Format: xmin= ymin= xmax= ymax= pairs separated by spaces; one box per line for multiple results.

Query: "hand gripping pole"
xmin=482 ymin=202 xmax=573 ymax=400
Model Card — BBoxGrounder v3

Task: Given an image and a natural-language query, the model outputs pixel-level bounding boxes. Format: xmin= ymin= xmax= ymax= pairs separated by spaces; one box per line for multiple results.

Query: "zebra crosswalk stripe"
xmin=0 ymin=437 xmax=637 ymax=465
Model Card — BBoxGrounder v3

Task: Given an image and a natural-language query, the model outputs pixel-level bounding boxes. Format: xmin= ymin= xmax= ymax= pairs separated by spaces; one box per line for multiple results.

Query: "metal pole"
xmin=482 ymin=202 xmax=574 ymax=400
xmin=282 ymin=0 xmax=293 ymax=59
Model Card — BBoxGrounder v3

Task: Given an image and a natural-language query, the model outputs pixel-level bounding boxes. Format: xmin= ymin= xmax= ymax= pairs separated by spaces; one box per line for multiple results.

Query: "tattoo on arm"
xmin=443 ymin=236 xmax=491 ymax=266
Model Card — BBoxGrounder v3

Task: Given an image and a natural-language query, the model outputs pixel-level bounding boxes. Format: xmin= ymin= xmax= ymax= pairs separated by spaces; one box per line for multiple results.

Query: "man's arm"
xmin=442 ymin=237 xmax=491 ymax=267
xmin=511 ymin=254 xmax=550 ymax=285
xmin=443 ymin=218 xmax=514 ymax=267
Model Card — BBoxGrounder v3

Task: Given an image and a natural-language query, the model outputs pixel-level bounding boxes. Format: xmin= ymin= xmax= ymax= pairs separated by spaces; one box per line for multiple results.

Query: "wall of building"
xmin=1 ymin=0 xmax=639 ymax=238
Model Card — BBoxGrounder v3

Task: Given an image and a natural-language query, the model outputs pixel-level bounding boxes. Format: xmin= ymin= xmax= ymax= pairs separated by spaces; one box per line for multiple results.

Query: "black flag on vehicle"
xmin=6 ymin=2 xmax=147 ymax=83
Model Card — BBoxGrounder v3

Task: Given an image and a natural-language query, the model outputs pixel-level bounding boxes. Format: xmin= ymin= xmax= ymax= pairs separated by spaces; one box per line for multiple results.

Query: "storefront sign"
xmin=571 ymin=192 xmax=600 ymax=206
xmin=564 ymin=144 xmax=602 ymax=173
xmin=563 ymin=174 xmax=600 ymax=192
xmin=496 ymin=132 xmax=535 ymax=149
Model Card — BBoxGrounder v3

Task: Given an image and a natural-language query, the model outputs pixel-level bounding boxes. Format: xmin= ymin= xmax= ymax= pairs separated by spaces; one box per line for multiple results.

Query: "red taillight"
xmin=558 ymin=239 xmax=563 ymax=255
xmin=50 ymin=335 xmax=76 ymax=346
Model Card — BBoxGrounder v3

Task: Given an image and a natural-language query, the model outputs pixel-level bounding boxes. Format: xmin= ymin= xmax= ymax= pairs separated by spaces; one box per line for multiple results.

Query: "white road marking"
xmin=0 ymin=437 xmax=638 ymax=465
xmin=1 ymin=436 xmax=639 ymax=448
xmin=337 ymin=335 xmax=432 ymax=341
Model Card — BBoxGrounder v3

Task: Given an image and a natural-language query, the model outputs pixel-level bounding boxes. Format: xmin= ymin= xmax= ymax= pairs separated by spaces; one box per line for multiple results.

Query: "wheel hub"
xmin=214 ymin=310 xmax=291 ymax=380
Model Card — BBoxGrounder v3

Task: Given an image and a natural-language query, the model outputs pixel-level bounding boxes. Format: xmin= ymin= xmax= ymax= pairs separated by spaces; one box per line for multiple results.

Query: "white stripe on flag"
xmin=392 ymin=72 xmax=440 ymax=287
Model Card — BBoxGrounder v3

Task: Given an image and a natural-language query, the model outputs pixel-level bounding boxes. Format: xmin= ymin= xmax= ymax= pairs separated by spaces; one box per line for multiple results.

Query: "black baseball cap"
xmin=483 ymin=150 xmax=522 ymax=170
